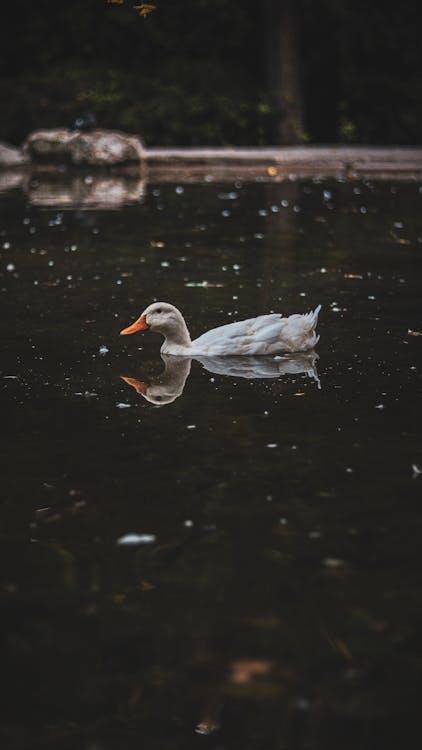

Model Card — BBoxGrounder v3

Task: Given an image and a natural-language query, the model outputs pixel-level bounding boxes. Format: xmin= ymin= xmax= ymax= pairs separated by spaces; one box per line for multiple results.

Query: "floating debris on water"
xmin=323 ymin=558 xmax=345 ymax=568
xmin=117 ymin=533 xmax=156 ymax=546
xmin=412 ymin=465 xmax=422 ymax=479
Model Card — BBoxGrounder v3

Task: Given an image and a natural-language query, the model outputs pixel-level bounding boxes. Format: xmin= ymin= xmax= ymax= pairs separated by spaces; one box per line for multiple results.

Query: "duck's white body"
xmin=121 ymin=302 xmax=321 ymax=357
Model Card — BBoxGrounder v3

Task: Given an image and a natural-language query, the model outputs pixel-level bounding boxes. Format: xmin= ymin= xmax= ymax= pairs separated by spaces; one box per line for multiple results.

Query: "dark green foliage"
xmin=0 ymin=0 xmax=420 ymax=145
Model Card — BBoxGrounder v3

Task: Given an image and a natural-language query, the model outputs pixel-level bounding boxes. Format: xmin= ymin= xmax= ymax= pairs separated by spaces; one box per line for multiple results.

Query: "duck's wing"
xmin=192 ymin=307 xmax=321 ymax=356
xmin=192 ymin=314 xmax=286 ymax=356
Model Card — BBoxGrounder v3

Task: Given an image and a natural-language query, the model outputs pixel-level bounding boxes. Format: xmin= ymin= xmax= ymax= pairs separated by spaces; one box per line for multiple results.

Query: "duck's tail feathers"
xmin=312 ymin=305 xmax=322 ymax=325
xmin=303 ymin=304 xmax=321 ymax=330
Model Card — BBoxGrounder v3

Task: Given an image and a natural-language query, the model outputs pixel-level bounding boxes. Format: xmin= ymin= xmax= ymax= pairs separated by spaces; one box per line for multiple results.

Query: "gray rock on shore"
xmin=23 ymin=128 xmax=145 ymax=166
xmin=70 ymin=129 xmax=145 ymax=165
xmin=0 ymin=141 xmax=29 ymax=167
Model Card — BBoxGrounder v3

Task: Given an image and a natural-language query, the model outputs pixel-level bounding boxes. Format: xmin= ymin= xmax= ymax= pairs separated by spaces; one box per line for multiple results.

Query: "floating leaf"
xmin=229 ymin=658 xmax=273 ymax=685
xmin=140 ymin=580 xmax=155 ymax=591
xmin=408 ymin=329 xmax=422 ymax=337
xmin=133 ymin=2 xmax=156 ymax=15
xmin=333 ymin=638 xmax=352 ymax=660
xmin=113 ymin=593 xmax=127 ymax=604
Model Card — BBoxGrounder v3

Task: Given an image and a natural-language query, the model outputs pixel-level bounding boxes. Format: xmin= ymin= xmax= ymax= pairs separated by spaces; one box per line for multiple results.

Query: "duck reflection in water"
xmin=121 ymin=351 xmax=320 ymax=406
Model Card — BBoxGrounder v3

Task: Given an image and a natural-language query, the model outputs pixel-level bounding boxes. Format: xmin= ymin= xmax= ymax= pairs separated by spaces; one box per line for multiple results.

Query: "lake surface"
xmin=1 ymin=174 xmax=421 ymax=749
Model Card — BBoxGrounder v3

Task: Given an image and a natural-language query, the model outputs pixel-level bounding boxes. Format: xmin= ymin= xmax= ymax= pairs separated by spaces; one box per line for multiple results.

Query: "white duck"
xmin=120 ymin=302 xmax=321 ymax=356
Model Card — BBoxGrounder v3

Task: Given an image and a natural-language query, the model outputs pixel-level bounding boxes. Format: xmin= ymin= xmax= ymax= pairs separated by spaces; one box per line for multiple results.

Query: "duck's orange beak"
xmin=120 ymin=314 xmax=149 ymax=336
xmin=120 ymin=376 xmax=148 ymax=395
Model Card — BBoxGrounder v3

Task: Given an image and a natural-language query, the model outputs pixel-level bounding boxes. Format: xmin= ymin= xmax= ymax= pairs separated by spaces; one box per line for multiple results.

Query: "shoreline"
xmin=1 ymin=145 xmax=422 ymax=182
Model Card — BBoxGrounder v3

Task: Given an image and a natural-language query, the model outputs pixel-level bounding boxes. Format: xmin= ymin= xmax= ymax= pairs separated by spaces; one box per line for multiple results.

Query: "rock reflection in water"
xmin=0 ymin=169 xmax=146 ymax=208
xmin=27 ymin=173 xmax=147 ymax=208
xmin=121 ymin=351 xmax=320 ymax=405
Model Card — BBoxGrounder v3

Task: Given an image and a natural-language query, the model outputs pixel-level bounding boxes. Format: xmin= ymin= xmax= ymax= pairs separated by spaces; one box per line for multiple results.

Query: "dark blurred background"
xmin=0 ymin=0 xmax=421 ymax=147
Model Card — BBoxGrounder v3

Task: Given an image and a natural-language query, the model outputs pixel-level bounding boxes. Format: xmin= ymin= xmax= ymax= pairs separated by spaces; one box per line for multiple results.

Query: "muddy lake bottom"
xmin=0 ymin=176 xmax=421 ymax=749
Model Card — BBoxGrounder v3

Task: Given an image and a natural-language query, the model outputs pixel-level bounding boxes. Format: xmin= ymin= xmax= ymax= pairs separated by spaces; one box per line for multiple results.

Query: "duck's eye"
xmin=156 ymin=308 xmax=162 ymax=314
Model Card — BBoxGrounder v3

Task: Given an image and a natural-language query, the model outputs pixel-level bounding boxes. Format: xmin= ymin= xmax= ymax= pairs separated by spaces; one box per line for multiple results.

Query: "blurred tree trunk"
xmin=266 ymin=0 xmax=305 ymax=144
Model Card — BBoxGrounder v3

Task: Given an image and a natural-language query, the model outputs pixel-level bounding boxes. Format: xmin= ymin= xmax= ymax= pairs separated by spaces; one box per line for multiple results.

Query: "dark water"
xmin=1 ymin=176 xmax=421 ymax=749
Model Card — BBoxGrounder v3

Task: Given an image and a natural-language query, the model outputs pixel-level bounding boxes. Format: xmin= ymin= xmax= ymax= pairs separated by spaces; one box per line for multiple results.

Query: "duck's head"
xmin=120 ymin=302 xmax=184 ymax=337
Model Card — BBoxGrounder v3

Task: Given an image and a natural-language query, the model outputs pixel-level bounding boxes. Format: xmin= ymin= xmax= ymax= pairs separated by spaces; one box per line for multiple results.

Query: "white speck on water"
xmin=116 ymin=403 xmax=131 ymax=409
xmin=271 ymin=205 xmax=280 ymax=213
xmin=253 ymin=233 xmax=264 ymax=239
xmin=412 ymin=464 xmax=422 ymax=479
xmin=6 ymin=263 xmax=15 ymax=272
xmin=222 ymin=209 xmax=231 ymax=217
xmin=368 ymin=295 xmax=375 ymax=300
xmin=117 ymin=533 xmax=156 ymax=546
xmin=175 ymin=185 xmax=184 ymax=194
xmin=295 ymin=698 xmax=311 ymax=711
xmin=375 ymin=403 xmax=384 ymax=409
xmin=293 ymin=205 xmax=301 ymax=213
xmin=3 ymin=241 xmax=11 ymax=249
xmin=323 ymin=557 xmax=344 ymax=568
xmin=280 ymin=517 xmax=288 ymax=525
xmin=258 ymin=209 xmax=268 ymax=216
xmin=233 ymin=264 xmax=241 ymax=270
xmin=323 ymin=190 xmax=332 ymax=200
xmin=218 ymin=191 xmax=238 ymax=200
xmin=393 ymin=221 xmax=404 ymax=229
xmin=346 ymin=467 xmax=353 ymax=473
xmin=267 ymin=443 xmax=278 ymax=448
xmin=281 ymin=199 xmax=289 ymax=207
xmin=99 ymin=345 xmax=109 ymax=355
xmin=184 ymin=519 xmax=194 ymax=527
xmin=309 ymin=530 xmax=321 ymax=539
xmin=160 ymin=261 xmax=170 ymax=267
xmin=186 ymin=424 xmax=196 ymax=429
xmin=360 ymin=206 xmax=367 ymax=214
